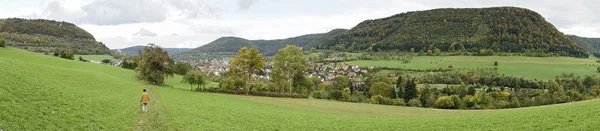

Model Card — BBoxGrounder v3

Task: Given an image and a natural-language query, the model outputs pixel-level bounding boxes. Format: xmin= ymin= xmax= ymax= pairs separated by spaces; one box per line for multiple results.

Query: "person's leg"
xmin=143 ymin=103 xmax=147 ymax=112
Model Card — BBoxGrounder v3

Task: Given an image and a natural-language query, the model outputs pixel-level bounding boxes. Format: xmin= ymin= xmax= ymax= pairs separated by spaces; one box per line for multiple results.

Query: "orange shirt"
xmin=141 ymin=92 xmax=150 ymax=103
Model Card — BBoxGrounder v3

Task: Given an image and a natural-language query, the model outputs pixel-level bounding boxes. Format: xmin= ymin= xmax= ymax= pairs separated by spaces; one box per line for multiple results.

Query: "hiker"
xmin=140 ymin=89 xmax=150 ymax=113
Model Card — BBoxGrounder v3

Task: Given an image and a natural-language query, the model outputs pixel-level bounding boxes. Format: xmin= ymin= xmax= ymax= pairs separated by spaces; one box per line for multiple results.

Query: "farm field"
xmin=348 ymin=56 xmax=599 ymax=80
xmin=2 ymin=47 xmax=600 ymax=130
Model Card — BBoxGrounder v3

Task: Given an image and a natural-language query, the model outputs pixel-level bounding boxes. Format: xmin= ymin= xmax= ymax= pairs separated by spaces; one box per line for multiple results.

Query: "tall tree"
xmin=135 ymin=43 xmax=174 ymax=85
xmin=404 ymin=78 xmax=418 ymax=101
xmin=270 ymin=45 xmax=308 ymax=93
xmin=228 ymin=46 xmax=265 ymax=95
xmin=396 ymin=76 xmax=405 ymax=99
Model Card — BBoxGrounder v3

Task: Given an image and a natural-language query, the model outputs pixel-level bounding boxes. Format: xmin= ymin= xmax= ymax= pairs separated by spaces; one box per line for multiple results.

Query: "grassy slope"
xmin=75 ymin=55 xmax=115 ymax=61
xmin=349 ymin=56 xmax=599 ymax=80
xmin=2 ymin=47 xmax=600 ymax=130
xmin=0 ymin=48 xmax=143 ymax=130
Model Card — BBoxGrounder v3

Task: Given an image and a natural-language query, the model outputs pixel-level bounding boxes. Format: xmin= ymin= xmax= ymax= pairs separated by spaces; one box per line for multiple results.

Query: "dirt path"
xmin=132 ymin=87 xmax=181 ymax=131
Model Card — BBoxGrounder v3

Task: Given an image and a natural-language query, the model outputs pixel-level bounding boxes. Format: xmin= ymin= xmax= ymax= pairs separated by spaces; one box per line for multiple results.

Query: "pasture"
xmin=348 ymin=56 xmax=600 ymax=80
xmin=2 ymin=47 xmax=599 ymax=130
xmin=75 ymin=54 xmax=115 ymax=61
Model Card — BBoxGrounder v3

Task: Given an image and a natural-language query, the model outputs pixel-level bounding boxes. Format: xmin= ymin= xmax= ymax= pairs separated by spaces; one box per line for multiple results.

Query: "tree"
xmin=228 ymin=46 xmax=265 ymax=95
xmin=59 ymin=50 xmax=74 ymax=60
xmin=332 ymin=76 xmax=350 ymax=90
xmin=410 ymin=48 xmax=415 ymax=53
xmin=53 ymin=52 xmax=60 ymax=57
xmin=597 ymin=67 xmax=600 ymax=73
xmin=370 ymin=82 xmax=392 ymax=98
xmin=135 ymin=43 xmax=174 ymax=85
xmin=494 ymin=61 xmax=498 ymax=66
xmin=404 ymin=78 xmax=418 ymax=101
xmin=0 ymin=35 xmax=5 ymax=47
xmin=181 ymin=70 xmax=207 ymax=91
xmin=310 ymin=47 xmax=317 ymax=53
xmin=172 ymin=62 xmax=193 ymax=75
xmin=270 ymin=45 xmax=308 ymax=93
xmin=396 ymin=76 xmax=405 ymax=99
xmin=101 ymin=59 xmax=112 ymax=64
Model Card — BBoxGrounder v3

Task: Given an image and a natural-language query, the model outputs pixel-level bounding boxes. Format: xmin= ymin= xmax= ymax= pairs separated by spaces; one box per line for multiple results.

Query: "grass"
xmin=349 ymin=56 xmax=600 ymax=80
xmin=75 ymin=55 xmax=115 ymax=61
xmin=3 ymin=47 xmax=600 ymax=130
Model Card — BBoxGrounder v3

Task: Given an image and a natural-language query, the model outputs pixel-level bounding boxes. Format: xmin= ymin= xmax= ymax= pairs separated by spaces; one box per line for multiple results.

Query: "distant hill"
xmin=316 ymin=7 xmax=588 ymax=58
xmin=173 ymin=29 xmax=347 ymax=60
xmin=0 ymin=18 xmax=111 ymax=54
xmin=114 ymin=46 xmax=192 ymax=56
xmin=568 ymin=35 xmax=600 ymax=56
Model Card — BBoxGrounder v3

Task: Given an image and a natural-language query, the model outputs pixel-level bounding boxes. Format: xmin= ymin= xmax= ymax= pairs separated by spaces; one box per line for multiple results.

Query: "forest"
xmin=0 ymin=18 xmax=111 ymax=55
xmin=316 ymin=7 xmax=589 ymax=58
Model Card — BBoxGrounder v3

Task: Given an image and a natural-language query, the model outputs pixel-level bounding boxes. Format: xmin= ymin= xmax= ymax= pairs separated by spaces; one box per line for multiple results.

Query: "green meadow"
xmin=2 ymin=47 xmax=600 ymax=130
xmin=348 ymin=56 xmax=599 ymax=80
xmin=75 ymin=54 xmax=115 ymax=61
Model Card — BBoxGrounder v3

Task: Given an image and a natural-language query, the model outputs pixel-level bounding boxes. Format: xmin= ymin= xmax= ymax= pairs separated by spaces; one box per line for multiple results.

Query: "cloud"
xmin=133 ymin=28 xmax=158 ymax=36
xmin=79 ymin=0 xmax=168 ymax=25
xmin=238 ymin=0 xmax=256 ymax=10
xmin=167 ymin=0 xmax=223 ymax=19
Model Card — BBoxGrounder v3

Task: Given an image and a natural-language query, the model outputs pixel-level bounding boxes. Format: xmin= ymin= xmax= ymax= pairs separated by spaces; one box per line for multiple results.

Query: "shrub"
xmin=392 ymin=99 xmax=406 ymax=106
xmin=101 ymin=59 xmax=112 ymax=64
xmin=369 ymin=82 xmax=392 ymax=97
xmin=310 ymin=90 xmax=329 ymax=99
xmin=434 ymin=96 xmax=455 ymax=109
xmin=407 ymin=98 xmax=422 ymax=107
xmin=0 ymin=36 xmax=4 ymax=47
xmin=328 ymin=90 xmax=344 ymax=100
xmin=53 ymin=52 xmax=60 ymax=57
xmin=370 ymin=95 xmax=385 ymax=104
xmin=494 ymin=61 xmax=498 ymax=66
xmin=342 ymin=92 xmax=368 ymax=103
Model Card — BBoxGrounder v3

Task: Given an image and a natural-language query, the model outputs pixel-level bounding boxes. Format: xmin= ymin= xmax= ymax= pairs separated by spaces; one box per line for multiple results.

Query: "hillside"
xmin=0 ymin=18 xmax=111 ymax=54
xmin=568 ymin=35 xmax=600 ymax=56
xmin=316 ymin=7 xmax=588 ymax=58
xmin=114 ymin=46 xmax=192 ymax=56
xmin=173 ymin=29 xmax=347 ymax=60
xmin=2 ymin=47 xmax=600 ymax=130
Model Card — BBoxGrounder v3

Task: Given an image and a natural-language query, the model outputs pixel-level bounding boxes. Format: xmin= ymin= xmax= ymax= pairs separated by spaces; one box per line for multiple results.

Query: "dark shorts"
xmin=143 ymin=103 xmax=148 ymax=105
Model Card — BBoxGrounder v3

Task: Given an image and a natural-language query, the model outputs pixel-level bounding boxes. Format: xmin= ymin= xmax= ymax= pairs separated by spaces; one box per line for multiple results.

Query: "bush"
xmin=310 ymin=90 xmax=329 ymax=99
xmin=370 ymin=95 xmax=386 ymax=104
xmin=407 ymin=98 xmax=422 ymax=107
xmin=342 ymin=92 xmax=368 ymax=103
xmin=369 ymin=82 xmax=392 ymax=97
xmin=0 ymin=36 xmax=5 ymax=47
xmin=53 ymin=52 xmax=60 ymax=57
xmin=434 ymin=96 xmax=455 ymax=109
xmin=328 ymin=90 xmax=344 ymax=100
xmin=101 ymin=59 xmax=112 ymax=64
xmin=392 ymin=99 xmax=406 ymax=106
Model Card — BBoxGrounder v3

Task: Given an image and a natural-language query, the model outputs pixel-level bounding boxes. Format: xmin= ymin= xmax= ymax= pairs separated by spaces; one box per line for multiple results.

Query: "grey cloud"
xmin=238 ymin=0 xmax=256 ymax=10
xmin=133 ymin=28 xmax=158 ymax=36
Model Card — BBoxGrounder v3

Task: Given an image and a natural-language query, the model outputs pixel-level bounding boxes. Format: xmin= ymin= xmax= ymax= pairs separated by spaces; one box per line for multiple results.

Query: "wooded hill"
xmin=173 ymin=29 xmax=346 ymax=60
xmin=115 ymin=46 xmax=192 ymax=56
xmin=316 ymin=7 xmax=588 ymax=58
xmin=0 ymin=18 xmax=111 ymax=54
xmin=567 ymin=35 xmax=600 ymax=57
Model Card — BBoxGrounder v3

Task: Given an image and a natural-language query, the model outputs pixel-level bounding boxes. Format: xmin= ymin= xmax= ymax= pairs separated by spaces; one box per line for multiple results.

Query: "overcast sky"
xmin=1 ymin=0 xmax=599 ymax=49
